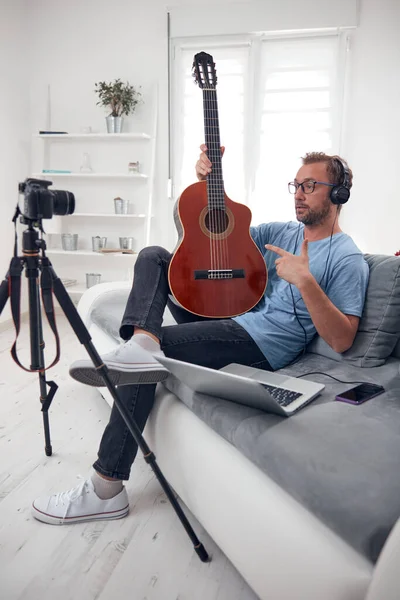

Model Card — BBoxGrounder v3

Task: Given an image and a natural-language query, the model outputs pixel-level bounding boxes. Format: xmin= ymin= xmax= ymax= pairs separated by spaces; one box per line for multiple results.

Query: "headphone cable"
xmin=289 ymin=209 xmax=338 ymax=364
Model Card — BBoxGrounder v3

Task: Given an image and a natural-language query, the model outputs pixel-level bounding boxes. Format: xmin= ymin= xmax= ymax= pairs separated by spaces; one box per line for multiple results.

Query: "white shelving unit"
xmin=32 ymin=101 xmax=158 ymax=301
xmin=71 ymin=213 xmax=146 ymax=218
xmin=34 ymin=133 xmax=150 ymax=140
xmin=33 ymin=172 xmax=148 ymax=179
xmin=46 ymin=249 xmax=137 ymax=258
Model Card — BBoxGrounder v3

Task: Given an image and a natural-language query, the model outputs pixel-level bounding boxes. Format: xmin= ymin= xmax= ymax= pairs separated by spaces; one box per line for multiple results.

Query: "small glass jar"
xmin=128 ymin=161 xmax=140 ymax=173
xmin=80 ymin=152 xmax=93 ymax=173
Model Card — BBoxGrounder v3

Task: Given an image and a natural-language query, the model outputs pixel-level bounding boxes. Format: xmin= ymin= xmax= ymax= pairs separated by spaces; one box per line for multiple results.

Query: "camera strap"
xmin=12 ymin=204 xmax=21 ymax=256
xmin=9 ymin=257 xmax=34 ymax=372
xmin=9 ymin=257 xmax=61 ymax=373
xmin=40 ymin=260 xmax=61 ymax=369
xmin=9 ymin=258 xmax=23 ymax=368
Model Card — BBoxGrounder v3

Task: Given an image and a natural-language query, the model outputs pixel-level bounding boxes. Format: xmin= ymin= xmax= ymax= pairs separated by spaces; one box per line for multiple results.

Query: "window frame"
xmin=170 ymin=29 xmax=351 ymax=221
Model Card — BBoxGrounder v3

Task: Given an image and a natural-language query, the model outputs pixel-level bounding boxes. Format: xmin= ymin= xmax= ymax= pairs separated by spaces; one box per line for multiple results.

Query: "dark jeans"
xmin=93 ymin=246 xmax=271 ymax=480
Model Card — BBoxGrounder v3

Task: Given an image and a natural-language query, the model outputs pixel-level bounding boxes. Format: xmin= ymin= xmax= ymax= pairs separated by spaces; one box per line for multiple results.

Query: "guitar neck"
xmin=203 ymin=89 xmax=225 ymax=207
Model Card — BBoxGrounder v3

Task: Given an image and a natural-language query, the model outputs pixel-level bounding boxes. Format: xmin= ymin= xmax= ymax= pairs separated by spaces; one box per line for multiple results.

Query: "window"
xmin=171 ymin=32 xmax=349 ymax=225
xmin=171 ymin=43 xmax=250 ymax=203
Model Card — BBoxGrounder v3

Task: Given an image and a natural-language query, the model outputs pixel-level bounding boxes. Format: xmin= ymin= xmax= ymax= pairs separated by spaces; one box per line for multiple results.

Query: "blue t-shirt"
xmin=234 ymin=222 xmax=369 ymax=370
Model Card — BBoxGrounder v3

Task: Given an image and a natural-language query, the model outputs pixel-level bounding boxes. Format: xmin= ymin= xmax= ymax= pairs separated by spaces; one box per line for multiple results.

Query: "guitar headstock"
xmin=192 ymin=52 xmax=217 ymax=90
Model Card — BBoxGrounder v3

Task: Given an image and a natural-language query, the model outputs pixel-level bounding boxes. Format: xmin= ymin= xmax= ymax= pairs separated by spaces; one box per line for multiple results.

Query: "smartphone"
xmin=335 ymin=382 xmax=385 ymax=405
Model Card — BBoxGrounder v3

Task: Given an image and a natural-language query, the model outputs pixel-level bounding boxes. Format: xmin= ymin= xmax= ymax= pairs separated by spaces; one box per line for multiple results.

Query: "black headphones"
xmin=330 ymin=157 xmax=351 ymax=205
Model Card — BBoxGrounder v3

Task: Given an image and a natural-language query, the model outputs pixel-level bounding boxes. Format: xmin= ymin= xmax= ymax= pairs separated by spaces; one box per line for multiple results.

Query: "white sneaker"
xmin=31 ymin=478 xmax=129 ymax=525
xmin=69 ymin=339 xmax=169 ymax=387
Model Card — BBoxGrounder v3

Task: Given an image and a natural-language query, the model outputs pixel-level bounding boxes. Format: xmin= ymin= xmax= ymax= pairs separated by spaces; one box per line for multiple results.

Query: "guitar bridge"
xmin=194 ymin=269 xmax=245 ymax=280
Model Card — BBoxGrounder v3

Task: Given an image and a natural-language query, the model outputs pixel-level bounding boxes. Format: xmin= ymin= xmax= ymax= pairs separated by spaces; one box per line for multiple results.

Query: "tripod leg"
xmin=26 ymin=261 xmax=54 ymax=456
xmin=49 ymin=266 xmax=210 ymax=562
xmin=1 ymin=262 xmax=55 ymax=456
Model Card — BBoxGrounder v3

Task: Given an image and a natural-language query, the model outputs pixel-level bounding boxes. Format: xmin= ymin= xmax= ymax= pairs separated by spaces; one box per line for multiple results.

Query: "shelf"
xmin=33 ymin=96 xmax=156 ymax=292
xmin=47 ymin=249 xmax=137 ymax=258
xmin=67 ymin=286 xmax=86 ymax=295
xmin=70 ymin=212 xmax=146 ymax=218
xmin=33 ymin=172 xmax=148 ymax=179
xmin=36 ymin=133 xmax=151 ymax=140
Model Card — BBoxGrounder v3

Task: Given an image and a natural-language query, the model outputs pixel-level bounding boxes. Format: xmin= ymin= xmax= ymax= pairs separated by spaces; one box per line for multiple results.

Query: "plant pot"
xmin=106 ymin=116 xmax=124 ymax=133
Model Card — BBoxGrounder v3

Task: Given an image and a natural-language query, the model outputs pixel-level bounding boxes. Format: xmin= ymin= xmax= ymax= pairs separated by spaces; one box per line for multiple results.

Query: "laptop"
xmin=157 ymin=356 xmax=325 ymax=417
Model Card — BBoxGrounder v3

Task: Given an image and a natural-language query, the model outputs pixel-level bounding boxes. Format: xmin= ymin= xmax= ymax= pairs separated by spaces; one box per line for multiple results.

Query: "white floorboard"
xmin=0 ymin=315 xmax=259 ymax=600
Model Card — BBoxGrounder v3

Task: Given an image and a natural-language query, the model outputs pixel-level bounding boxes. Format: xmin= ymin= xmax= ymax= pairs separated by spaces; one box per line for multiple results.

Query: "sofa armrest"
xmin=77 ymin=281 xmax=131 ymax=328
xmin=366 ymin=517 xmax=400 ymax=600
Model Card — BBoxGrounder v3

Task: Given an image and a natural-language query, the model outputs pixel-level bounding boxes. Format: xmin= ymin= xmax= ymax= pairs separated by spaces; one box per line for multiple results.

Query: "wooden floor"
xmin=0 ymin=314 xmax=259 ymax=600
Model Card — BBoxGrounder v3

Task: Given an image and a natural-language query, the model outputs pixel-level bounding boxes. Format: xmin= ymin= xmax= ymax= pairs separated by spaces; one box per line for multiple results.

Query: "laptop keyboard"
xmin=260 ymin=383 xmax=302 ymax=407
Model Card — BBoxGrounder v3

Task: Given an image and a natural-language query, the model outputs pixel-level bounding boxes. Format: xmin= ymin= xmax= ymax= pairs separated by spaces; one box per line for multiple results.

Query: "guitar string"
xmin=206 ymin=86 xmax=219 ymax=275
xmin=217 ymin=85 xmax=229 ymax=275
xmin=204 ymin=85 xmax=216 ymax=274
xmin=212 ymin=85 xmax=228 ymax=274
xmin=205 ymin=84 xmax=219 ymax=274
xmin=205 ymin=85 xmax=228 ymax=277
xmin=208 ymin=85 xmax=223 ymax=275
xmin=203 ymin=80 xmax=213 ymax=272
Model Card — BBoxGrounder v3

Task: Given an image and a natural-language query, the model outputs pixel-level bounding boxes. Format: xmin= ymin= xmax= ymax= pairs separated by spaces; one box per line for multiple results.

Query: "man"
xmin=31 ymin=147 xmax=369 ymax=525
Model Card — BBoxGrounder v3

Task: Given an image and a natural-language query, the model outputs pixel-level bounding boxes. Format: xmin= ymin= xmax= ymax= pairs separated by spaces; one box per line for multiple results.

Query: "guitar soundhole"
xmin=205 ymin=209 xmax=229 ymax=234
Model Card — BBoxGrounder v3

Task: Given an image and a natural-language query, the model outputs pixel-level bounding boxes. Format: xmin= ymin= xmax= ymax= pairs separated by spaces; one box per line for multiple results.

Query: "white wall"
xmin=169 ymin=0 xmax=357 ymax=36
xmin=343 ymin=0 xmax=400 ymax=254
xmin=0 ymin=0 xmax=30 ymax=323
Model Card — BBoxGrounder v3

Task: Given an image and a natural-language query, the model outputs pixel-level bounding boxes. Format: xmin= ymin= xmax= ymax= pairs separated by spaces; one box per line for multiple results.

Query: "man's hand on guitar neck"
xmin=196 ymin=144 xmax=225 ymax=181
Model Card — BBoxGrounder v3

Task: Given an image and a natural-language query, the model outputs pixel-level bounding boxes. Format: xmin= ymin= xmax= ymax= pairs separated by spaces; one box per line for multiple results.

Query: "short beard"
xmin=296 ymin=200 xmax=331 ymax=226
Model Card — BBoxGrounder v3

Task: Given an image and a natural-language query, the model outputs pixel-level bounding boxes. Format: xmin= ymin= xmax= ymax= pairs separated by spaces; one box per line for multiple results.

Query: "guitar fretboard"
xmin=203 ymin=89 xmax=225 ymax=209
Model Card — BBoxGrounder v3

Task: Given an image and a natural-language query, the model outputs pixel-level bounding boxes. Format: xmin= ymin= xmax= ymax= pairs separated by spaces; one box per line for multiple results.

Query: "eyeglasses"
xmin=288 ymin=180 xmax=335 ymax=194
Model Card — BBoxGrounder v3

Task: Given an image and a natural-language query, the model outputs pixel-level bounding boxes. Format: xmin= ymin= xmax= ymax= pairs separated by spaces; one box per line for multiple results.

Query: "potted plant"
xmin=94 ymin=78 xmax=142 ymax=133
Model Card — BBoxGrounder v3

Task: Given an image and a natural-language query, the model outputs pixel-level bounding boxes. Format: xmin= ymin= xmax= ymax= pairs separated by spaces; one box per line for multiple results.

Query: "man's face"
xmin=293 ymin=162 xmax=333 ymax=226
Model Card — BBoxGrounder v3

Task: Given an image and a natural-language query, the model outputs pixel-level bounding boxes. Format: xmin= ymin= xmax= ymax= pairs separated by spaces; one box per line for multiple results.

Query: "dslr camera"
xmin=19 ymin=178 xmax=75 ymax=222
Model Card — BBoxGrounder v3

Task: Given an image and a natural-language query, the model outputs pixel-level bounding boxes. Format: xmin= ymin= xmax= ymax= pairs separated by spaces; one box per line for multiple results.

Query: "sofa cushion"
xmin=164 ymin=353 xmax=400 ymax=564
xmin=392 ymin=338 xmax=400 ymax=359
xmin=308 ymin=254 xmax=400 ymax=367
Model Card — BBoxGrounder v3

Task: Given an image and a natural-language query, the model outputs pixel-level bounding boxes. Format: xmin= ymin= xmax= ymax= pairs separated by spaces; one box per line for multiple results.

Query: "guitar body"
xmin=169 ymin=181 xmax=267 ymax=318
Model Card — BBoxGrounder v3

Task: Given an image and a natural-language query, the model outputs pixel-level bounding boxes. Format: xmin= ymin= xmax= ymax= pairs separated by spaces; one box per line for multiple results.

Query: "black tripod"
xmin=0 ymin=222 xmax=210 ymax=563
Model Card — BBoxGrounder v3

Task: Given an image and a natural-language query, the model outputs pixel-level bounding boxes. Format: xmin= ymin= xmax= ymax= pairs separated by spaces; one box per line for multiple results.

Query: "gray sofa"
xmin=76 ymin=253 xmax=400 ymax=600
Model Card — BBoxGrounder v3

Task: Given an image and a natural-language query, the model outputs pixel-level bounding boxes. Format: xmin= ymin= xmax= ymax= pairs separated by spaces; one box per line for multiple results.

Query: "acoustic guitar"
xmin=168 ymin=51 xmax=267 ymax=318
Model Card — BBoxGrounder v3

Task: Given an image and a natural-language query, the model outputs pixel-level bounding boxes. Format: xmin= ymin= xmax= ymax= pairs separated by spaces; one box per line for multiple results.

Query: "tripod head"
xmin=11 ymin=205 xmax=48 ymax=258
xmin=21 ymin=223 xmax=47 ymax=256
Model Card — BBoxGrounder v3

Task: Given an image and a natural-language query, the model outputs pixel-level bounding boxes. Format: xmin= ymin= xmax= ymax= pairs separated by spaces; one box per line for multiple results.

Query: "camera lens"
xmin=52 ymin=190 xmax=75 ymax=216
